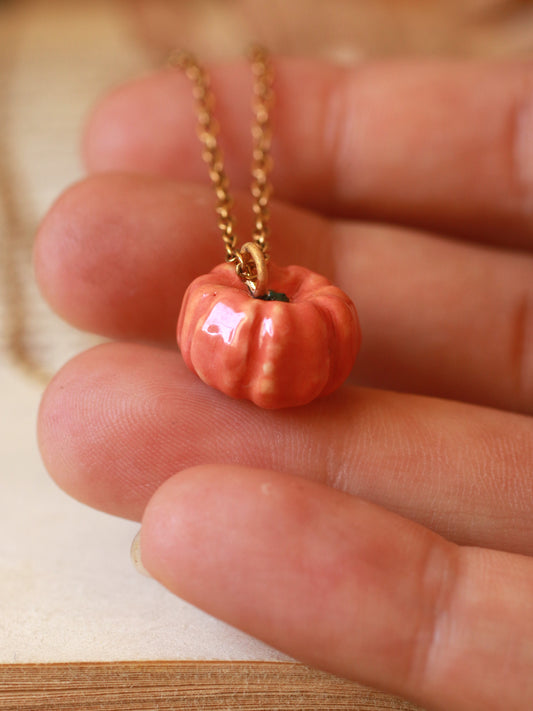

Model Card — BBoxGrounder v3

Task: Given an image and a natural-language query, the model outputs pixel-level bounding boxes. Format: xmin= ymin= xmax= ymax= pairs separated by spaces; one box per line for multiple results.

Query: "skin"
xmin=35 ymin=59 xmax=533 ymax=710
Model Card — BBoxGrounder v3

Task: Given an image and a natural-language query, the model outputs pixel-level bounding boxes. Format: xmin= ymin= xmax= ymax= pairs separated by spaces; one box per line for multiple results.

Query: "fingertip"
xmin=140 ymin=464 xmax=243 ymax=583
xmin=37 ymin=345 xmax=109 ymax=496
xmin=37 ymin=348 xmax=88 ymax=500
xmin=82 ymin=83 xmax=122 ymax=174
xmin=34 ymin=172 xmax=184 ymax=340
xmin=82 ymin=77 xmax=149 ymax=174
xmin=139 ymin=464 xmax=310 ymax=616
xmin=34 ymin=176 xmax=88 ymax=320
xmin=82 ymin=70 xmax=203 ymax=177
xmin=35 ymin=173 xmax=128 ymax=333
xmin=37 ymin=342 xmax=159 ymax=520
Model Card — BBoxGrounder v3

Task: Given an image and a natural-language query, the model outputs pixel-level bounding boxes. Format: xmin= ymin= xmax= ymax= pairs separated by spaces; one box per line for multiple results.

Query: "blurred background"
xmin=2 ymin=0 xmax=533 ymax=378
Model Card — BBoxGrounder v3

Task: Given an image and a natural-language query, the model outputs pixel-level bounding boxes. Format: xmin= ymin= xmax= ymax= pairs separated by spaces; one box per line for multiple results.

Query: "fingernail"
xmin=130 ymin=530 xmax=151 ymax=577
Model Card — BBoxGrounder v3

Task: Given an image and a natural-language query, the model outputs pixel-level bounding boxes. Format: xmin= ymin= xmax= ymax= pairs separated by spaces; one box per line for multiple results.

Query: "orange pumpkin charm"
xmin=177 ymin=261 xmax=361 ymax=409
xmin=173 ymin=48 xmax=362 ymax=407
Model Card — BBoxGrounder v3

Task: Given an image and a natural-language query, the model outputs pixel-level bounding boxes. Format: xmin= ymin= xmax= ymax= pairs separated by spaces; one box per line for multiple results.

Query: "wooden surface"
xmin=0 ymin=661 xmax=424 ymax=711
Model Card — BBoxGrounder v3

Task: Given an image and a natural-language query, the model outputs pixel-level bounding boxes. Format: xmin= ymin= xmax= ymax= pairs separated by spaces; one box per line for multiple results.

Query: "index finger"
xmin=85 ymin=58 xmax=533 ymax=248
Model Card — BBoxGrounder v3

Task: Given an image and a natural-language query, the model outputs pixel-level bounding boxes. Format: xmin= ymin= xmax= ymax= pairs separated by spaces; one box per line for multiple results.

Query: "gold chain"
xmin=169 ymin=46 xmax=273 ymax=288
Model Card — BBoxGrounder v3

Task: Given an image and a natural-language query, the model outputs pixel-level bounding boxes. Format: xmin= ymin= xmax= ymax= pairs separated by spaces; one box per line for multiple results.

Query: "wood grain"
xmin=0 ymin=661 xmax=424 ymax=711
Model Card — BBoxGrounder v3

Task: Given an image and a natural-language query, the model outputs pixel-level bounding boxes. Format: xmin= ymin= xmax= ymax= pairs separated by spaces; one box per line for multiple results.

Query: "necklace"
xmin=171 ymin=47 xmax=361 ymax=409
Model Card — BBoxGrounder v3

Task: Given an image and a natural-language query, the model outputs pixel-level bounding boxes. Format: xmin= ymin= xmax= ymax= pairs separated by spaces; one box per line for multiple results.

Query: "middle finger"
xmin=35 ymin=172 xmax=533 ymax=414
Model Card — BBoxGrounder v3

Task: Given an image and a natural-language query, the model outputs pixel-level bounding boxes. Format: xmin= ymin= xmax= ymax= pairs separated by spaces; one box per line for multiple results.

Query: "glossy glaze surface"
xmin=177 ymin=262 xmax=361 ymax=408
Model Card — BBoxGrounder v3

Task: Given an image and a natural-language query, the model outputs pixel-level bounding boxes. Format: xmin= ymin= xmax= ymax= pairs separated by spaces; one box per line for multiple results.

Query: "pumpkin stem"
xmin=257 ymin=290 xmax=290 ymax=302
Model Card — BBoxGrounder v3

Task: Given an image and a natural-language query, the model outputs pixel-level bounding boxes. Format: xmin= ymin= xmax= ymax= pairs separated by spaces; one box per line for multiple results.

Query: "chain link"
xmin=169 ymin=47 xmax=273 ymax=284
xmin=249 ymin=45 xmax=273 ymax=262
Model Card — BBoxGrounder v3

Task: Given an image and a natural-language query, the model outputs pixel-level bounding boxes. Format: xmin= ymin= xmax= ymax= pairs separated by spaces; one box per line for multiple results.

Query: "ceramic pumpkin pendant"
xmin=178 ymin=258 xmax=361 ymax=409
xmin=173 ymin=48 xmax=361 ymax=409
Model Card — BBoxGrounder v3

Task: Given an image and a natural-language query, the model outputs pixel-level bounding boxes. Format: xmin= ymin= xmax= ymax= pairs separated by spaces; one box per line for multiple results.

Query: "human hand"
xmin=35 ymin=58 xmax=533 ymax=710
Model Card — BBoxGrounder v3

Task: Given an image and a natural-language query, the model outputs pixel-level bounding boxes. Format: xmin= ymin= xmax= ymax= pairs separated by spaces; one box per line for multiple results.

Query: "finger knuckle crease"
xmin=405 ymin=540 xmax=461 ymax=691
xmin=509 ymin=290 xmax=533 ymax=410
xmin=507 ymin=72 xmax=533 ymax=218
xmin=321 ymin=68 xmax=360 ymax=204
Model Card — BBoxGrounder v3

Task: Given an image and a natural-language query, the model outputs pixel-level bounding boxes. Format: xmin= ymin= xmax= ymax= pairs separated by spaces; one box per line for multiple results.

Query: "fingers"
xmin=35 ymin=173 xmax=533 ymax=413
xmin=34 ymin=173 xmax=331 ymax=343
xmin=140 ymin=465 xmax=533 ymax=710
xmin=84 ymin=58 xmax=533 ymax=247
xmin=37 ymin=342 xmax=533 ymax=555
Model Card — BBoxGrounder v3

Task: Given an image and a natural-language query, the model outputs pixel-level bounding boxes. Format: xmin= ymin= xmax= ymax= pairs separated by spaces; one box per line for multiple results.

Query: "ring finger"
xmin=37 ymin=341 xmax=533 ymax=555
